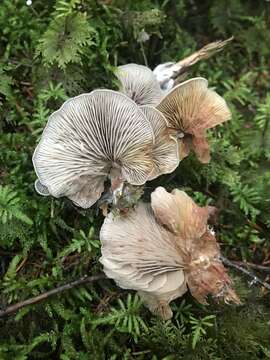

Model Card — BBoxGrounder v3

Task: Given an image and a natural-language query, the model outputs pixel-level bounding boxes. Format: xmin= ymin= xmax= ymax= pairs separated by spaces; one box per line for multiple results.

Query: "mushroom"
xmin=116 ymin=64 xmax=163 ymax=106
xmin=156 ymin=77 xmax=231 ymax=163
xmin=33 ymin=90 xmax=180 ymax=209
xmin=33 ymin=90 xmax=155 ymax=208
xmin=100 ymin=202 xmax=187 ymax=320
xmin=100 ymin=186 xmax=239 ymax=320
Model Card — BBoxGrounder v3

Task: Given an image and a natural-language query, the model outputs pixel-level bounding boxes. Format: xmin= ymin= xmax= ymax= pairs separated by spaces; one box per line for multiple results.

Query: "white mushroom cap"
xmin=157 ymin=77 xmax=231 ymax=134
xmin=33 ymin=90 xmax=155 ymax=208
xmin=116 ymin=64 xmax=163 ymax=106
xmin=138 ymin=279 xmax=187 ymax=320
xmin=153 ymin=62 xmax=181 ymax=91
xmin=100 ymin=202 xmax=186 ymax=319
xmin=140 ymin=106 xmax=179 ymax=180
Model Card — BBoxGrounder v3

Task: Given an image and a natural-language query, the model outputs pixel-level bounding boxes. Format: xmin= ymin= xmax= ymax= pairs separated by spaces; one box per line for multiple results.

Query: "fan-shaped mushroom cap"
xmin=33 ymin=90 xmax=155 ymax=208
xmin=157 ymin=77 xmax=231 ymax=163
xmin=140 ymin=106 xmax=179 ymax=180
xmin=100 ymin=186 xmax=239 ymax=318
xmin=150 ymin=187 xmax=239 ymax=305
xmin=100 ymin=202 xmax=187 ymax=319
xmin=166 ymin=77 xmax=231 ymax=132
xmin=116 ymin=64 xmax=163 ymax=106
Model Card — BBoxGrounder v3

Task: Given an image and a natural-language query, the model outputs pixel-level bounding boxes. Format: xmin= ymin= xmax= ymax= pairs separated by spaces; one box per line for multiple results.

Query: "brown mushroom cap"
xmin=116 ymin=64 xmax=163 ymax=106
xmin=151 ymin=187 xmax=210 ymax=241
xmin=33 ymin=90 xmax=155 ymax=208
xmin=157 ymin=77 xmax=231 ymax=134
xmin=140 ymin=106 xmax=179 ymax=180
xmin=156 ymin=77 xmax=231 ymax=163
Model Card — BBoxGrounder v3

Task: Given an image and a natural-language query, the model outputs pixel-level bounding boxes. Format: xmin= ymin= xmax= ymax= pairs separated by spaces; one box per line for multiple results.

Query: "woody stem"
xmin=220 ymin=255 xmax=270 ymax=291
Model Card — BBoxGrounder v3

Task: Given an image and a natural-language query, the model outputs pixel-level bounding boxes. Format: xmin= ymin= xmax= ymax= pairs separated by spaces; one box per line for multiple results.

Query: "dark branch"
xmin=221 ymin=256 xmax=270 ymax=291
xmin=232 ymin=260 xmax=270 ymax=273
xmin=2 ymin=254 xmax=269 ymax=319
xmin=0 ymin=274 xmax=106 ymax=318
xmin=174 ymin=37 xmax=234 ymax=79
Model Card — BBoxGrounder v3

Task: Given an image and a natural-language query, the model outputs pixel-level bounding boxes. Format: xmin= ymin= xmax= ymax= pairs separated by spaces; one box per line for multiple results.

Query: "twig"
xmin=233 ymin=260 xmax=270 ymax=274
xmin=16 ymin=256 xmax=28 ymax=273
xmin=2 ymin=254 xmax=268 ymax=318
xmin=0 ymin=274 xmax=106 ymax=318
xmin=139 ymin=41 xmax=149 ymax=67
xmin=221 ymin=255 xmax=270 ymax=291
xmin=174 ymin=37 xmax=234 ymax=78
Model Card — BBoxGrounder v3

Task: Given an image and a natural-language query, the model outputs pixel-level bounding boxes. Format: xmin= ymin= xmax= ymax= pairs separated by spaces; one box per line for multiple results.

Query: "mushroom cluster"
xmin=116 ymin=64 xmax=231 ymax=164
xmin=100 ymin=187 xmax=240 ymax=320
xmin=33 ymin=61 xmax=230 ymax=207
xmin=33 ymin=42 xmax=239 ymax=319
xmin=33 ymin=89 xmax=179 ymax=208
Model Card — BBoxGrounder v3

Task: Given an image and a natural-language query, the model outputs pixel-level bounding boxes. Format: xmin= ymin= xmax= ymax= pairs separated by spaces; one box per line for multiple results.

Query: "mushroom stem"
xmin=113 ymin=183 xmax=144 ymax=213
xmin=109 ymin=165 xmax=125 ymax=206
xmin=98 ymin=182 xmax=144 ymax=216
xmin=112 ymin=181 xmax=125 ymax=205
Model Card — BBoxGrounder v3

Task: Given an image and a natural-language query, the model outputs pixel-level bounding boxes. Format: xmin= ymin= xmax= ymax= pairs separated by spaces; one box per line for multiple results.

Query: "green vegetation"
xmin=0 ymin=0 xmax=269 ymax=358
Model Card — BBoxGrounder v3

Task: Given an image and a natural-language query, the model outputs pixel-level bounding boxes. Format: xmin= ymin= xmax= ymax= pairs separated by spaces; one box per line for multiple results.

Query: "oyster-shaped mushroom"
xmin=33 ymin=90 xmax=156 ymax=208
xmin=100 ymin=186 xmax=239 ymax=319
xmin=116 ymin=64 xmax=163 ymax=106
xmin=140 ymin=106 xmax=179 ymax=180
xmin=157 ymin=78 xmax=231 ymax=163
xmin=100 ymin=202 xmax=187 ymax=320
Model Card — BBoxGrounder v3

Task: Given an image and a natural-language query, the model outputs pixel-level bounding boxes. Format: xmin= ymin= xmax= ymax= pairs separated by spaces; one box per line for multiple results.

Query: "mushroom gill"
xmin=34 ymin=179 xmax=50 ymax=197
xmin=156 ymin=77 xmax=231 ymax=163
xmin=33 ymin=90 xmax=155 ymax=208
xmin=100 ymin=186 xmax=240 ymax=320
xmin=100 ymin=201 xmax=186 ymax=320
xmin=140 ymin=105 xmax=179 ymax=180
xmin=116 ymin=63 xmax=163 ymax=106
